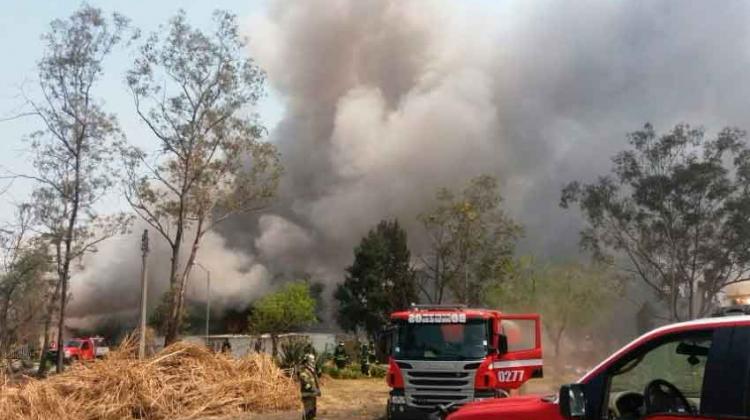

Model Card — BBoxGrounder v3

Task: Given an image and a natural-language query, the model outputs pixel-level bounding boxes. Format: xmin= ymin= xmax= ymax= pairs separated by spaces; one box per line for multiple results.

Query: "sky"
xmin=0 ymin=0 xmax=284 ymax=219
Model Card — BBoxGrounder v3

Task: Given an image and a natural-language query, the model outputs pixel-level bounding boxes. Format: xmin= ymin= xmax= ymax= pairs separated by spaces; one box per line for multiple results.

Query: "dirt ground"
xmin=214 ymin=375 xmax=569 ymax=420
xmin=317 ymin=377 xmax=390 ymax=419
xmin=212 ymin=377 xmax=389 ymax=420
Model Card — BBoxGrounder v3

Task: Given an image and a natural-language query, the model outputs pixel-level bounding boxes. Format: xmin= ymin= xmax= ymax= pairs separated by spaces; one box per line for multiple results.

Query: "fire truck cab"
xmin=63 ymin=337 xmax=97 ymax=361
xmin=385 ymin=304 xmax=543 ymax=419
xmin=448 ymin=313 xmax=750 ymax=420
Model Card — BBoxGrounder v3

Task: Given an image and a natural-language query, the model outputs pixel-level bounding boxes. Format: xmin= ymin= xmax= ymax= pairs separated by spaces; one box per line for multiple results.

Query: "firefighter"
xmin=368 ymin=341 xmax=376 ymax=363
xmin=299 ymin=353 xmax=320 ymax=420
xmin=221 ymin=338 xmax=232 ymax=354
xmin=333 ymin=341 xmax=348 ymax=369
xmin=359 ymin=341 xmax=370 ymax=376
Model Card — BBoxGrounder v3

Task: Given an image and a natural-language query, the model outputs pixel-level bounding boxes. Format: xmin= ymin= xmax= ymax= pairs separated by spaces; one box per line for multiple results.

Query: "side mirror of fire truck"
xmin=558 ymin=383 xmax=586 ymax=419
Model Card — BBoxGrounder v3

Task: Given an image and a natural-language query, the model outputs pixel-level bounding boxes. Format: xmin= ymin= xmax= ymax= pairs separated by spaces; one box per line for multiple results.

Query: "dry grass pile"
xmin=0 ymin=340 xmax=300 ymax=419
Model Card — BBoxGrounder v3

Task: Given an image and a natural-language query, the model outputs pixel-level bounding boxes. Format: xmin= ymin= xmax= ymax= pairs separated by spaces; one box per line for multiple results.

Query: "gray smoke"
xmin=233 ymin=0 xmax=750 ymax=279
xmin=71 ymin=0 xmax=750 ymax=327
xmin=67 ymin=220 xmax=272 ymax=329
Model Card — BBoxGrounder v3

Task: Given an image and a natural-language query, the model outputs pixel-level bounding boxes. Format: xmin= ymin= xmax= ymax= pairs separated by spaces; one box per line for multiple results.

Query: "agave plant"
xmin=278 ymin=336 xmax=314 ymax=371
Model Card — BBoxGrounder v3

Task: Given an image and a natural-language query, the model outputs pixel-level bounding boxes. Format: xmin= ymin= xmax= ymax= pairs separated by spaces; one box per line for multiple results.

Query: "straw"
xmin=0 ymin=340 xmax=300 ymax=420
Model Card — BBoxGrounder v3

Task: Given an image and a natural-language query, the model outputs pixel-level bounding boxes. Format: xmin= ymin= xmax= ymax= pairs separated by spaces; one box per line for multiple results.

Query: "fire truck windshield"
xmin=65 ymin=340 xmax=83 ymax=348
xmin=394 ymin=319 xmax=489 ymax=360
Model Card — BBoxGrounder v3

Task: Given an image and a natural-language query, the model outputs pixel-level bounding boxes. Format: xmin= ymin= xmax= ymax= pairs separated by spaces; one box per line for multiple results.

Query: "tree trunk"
xmin=164 ymin=241 xmax=183 ymax=345
xmin=670 ymin=285 xmax=680 ymax=322
xmin=163 ymin=194 xmax=190 ymax=346
xmin=553 ymin=309 xmax=569 ymax=372
xmin=172 ymin=270 xmax=190 ymax=342
xmin=56 ymin=138 xmax=83 ymax=373
xmin=0 ymin=295 xmax=10 ymax=354
xmin=165 ymin=221 xmax=203 ymax=346
xmin=55 ymin=270 xmax=70 ymax=373
xmin=436 ymin=254 xmax=445 ymax=304
xmin=554 ymin=326 xmax=565 ymax=359
xmin=164 ymin=276 xmax=180 ymax=345
xmin=37 ymin=318 xmax=52 ymax=377
xmin=37 ymin=278 xmax=60 ymax=377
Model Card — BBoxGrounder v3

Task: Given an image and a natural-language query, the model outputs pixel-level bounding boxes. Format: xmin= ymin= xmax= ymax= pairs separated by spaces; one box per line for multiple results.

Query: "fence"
xmin=4 ymin=344 xmax=32 ymax=360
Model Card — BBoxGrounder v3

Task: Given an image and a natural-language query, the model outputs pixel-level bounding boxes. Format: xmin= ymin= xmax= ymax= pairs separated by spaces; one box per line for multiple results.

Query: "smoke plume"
xmin=72 ymin=0 xmax=750 ymax=328
xmin=235 ymin=0 xmax=750 ymax=275
xmin=67 ymin=220 xmax=272 ymax=329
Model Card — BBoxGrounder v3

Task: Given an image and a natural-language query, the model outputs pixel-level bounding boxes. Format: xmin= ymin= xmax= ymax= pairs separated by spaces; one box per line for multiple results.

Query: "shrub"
xmin=322 ymin=363 xmax=387 ymax=379
xmin=278 ymin=336 xmax=313 ymax=371
xmin=369 ymin=364 xmax=387 ymax=378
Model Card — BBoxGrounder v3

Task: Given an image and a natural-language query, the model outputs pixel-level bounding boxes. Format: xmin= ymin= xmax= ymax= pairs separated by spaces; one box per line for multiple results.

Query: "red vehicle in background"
xmin=447 ymin=309 xmax=750 ymax=420
xmin=63 ymin=338 xmax=96 ymax=361
xmin=62 ymin=336 xmax=109 ymax=362
xmin=385 ymin=304 xmax=543 ymax=419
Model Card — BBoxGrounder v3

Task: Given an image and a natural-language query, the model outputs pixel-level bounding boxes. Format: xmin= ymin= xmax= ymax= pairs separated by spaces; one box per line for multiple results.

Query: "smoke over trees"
xmin=6 ymin=0 xmax=750 ymax=353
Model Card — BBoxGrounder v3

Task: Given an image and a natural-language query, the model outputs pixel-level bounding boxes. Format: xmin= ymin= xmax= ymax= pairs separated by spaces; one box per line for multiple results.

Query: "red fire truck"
xmin=385 ymin=304 xmax=543 ymax=419
xmin=447 ymin=311 xmax=750 ymax=420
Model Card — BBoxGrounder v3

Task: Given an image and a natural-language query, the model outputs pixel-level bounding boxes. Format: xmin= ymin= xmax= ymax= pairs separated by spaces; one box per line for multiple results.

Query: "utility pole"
xmin=138 ymin=229 xmax=149 ymax=359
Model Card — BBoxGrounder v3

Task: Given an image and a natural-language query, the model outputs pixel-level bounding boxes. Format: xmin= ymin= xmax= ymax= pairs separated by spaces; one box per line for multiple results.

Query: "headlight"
xmin=391 ymin=395 xmax=406 ymax=405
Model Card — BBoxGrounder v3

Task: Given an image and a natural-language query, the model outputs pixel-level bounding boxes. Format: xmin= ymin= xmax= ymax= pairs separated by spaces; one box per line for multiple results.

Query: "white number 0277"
xmin=497 ymin=369 xmax=524 ymax=383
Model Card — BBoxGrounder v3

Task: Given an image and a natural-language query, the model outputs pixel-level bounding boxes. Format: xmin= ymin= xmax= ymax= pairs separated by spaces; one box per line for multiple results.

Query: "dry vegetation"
xmin=0 ymin=340 xmax=299 ymax=419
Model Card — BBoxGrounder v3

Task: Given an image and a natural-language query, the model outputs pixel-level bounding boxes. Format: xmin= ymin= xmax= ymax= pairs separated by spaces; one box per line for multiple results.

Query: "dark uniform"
xmin=221 ymin=339 xmax=232 ymax=354
xmin=359 ymin=342 xmax=370 ymax=376
xmin=334 ymin=342 xmax=348 ymax=369
xmin=299 ymin=354 xmax=320 ymax=420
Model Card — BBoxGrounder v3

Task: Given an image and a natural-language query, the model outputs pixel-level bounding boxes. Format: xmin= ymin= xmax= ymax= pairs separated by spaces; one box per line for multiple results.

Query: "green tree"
xmin=419 ymin=175 xmax=522 ymax=304
xmin=488 ymin=259 xmax=621 ymax=360
xmin=561 ymin=123 xmax=750 ymax=321
xmin=334 ymin=219 xmax=417 ymax=339
xmin=123 ymin=10 xmax=282 ymax=345
xmin=20 ymin=6 xmax=133 ymax=373
xmin=0 ymin=205 xmax=50 ymax=356
xmin=248 ymin=281 xmax=317 ymax=357
xmin=148 ymin=292 xmax=190 ymax=335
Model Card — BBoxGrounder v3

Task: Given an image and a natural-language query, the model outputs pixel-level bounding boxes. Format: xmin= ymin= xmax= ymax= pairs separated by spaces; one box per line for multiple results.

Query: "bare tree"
xmin=19 ymin=6 xmax=133 ymax=373
xmin=124 ymin=10 xmax=282 ymax=345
